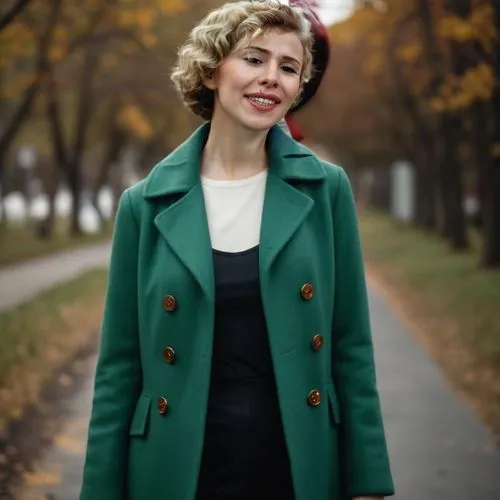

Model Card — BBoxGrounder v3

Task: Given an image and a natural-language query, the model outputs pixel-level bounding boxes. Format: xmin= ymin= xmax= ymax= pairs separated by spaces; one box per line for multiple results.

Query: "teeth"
xmin=249 ymin=97 xmax=275 ymax=106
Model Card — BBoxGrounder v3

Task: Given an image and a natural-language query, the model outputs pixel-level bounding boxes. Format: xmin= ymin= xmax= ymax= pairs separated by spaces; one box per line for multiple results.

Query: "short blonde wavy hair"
xmin=171 ymin=0 xmax=314 ymax=120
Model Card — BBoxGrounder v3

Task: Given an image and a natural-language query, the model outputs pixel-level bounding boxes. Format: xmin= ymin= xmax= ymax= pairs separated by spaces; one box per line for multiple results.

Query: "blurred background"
xmin=0 ymin=0 xmax=499 ymax=499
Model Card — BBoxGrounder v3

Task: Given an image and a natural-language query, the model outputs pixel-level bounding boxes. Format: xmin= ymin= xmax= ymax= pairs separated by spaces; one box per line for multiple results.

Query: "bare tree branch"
xmin=0 ymin=0 xmax=62 ymax=176
xmin=0 ymin=0 xmax=33 ymax=32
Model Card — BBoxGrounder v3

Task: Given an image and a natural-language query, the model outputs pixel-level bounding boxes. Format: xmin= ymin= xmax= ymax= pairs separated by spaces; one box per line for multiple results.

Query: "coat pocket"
xmin=129 ymin=392 xmax=151 ymax=437
xmin=326 ymin=381 xmax=341 ymax=425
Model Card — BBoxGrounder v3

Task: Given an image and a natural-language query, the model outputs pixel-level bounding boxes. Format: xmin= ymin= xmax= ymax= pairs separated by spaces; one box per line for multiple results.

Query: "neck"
xmin=201 ymin=114 xmax=270 ymax=181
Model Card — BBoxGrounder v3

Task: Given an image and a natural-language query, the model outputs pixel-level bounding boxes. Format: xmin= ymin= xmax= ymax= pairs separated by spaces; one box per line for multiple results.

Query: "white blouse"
xmin=201 ymin=170 xmax=268 ymax=253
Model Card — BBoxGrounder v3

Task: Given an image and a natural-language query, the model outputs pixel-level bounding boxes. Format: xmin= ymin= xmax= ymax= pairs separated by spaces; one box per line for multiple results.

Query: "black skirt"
xmin=196 ymin=382 xmax=294 ymax=500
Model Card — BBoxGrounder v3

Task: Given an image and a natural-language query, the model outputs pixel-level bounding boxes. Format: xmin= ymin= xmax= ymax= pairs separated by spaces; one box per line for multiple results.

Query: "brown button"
xmin=300 ymin=283 xmax=314 ymax=300
xmin=157 ymin=397 xmax=168 ymax=415
xmin=311 ymin=334 xmax=324 ymax=351
xmin=163 ymin=295 xmax=176 ymax=312
xmin=307 ymin=389 xmax=321 ymax=407
xmin=163 ymin=347 xmax=176 ymax=364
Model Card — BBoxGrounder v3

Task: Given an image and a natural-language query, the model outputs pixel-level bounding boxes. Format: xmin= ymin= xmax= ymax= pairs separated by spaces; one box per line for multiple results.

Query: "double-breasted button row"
xmin=301 ymin=283 xmax=321 ymax=408
xmin=160 ymin=294 xmax=177 ymax=414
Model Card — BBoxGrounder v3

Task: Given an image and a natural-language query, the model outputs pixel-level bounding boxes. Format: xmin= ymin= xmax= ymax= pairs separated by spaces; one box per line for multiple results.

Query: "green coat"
xmin=80 ymin=123 xmax=394 ymax=500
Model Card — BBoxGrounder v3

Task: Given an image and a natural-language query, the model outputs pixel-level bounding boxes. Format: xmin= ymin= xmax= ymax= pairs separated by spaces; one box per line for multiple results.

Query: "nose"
xmin=258 ymin=63 xmax=279 ymax=88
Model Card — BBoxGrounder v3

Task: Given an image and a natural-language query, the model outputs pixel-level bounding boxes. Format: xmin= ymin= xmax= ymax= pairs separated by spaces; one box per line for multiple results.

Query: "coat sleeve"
xmin=80 ymin=189 xmax=142 ymax=500
xmin=329 ymin=166 xmax=395 ymax=497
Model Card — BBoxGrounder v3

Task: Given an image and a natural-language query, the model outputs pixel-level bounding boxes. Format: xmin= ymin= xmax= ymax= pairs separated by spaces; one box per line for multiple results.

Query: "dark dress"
xmin=196 ymin=246 xmax=294 ymax=500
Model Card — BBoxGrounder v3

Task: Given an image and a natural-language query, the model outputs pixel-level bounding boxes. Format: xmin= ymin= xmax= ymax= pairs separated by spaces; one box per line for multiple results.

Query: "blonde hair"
xmin=171 ymin=0 xmax=314 ymax=120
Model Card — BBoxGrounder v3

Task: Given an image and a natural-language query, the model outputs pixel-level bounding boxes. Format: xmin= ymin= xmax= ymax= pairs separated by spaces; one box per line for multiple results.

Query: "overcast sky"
xmin=317 ymin=0 xmax=355 ymax=25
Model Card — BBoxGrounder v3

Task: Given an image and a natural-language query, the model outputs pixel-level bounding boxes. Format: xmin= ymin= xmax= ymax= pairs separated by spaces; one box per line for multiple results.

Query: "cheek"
xmin=284 ymin=79 xmax=301 ymax=100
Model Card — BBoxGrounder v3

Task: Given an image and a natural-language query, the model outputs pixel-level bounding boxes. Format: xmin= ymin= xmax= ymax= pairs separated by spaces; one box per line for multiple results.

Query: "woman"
xmin=79 ymin=2 xmax=394 ymax=500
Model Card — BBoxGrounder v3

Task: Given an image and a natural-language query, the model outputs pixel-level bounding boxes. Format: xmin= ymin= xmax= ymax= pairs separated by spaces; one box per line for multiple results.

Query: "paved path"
xmin=0 ymin=242 xmax=111 ymax=312
xmin=3 ymin=246 xmax=500 ymax=499
xmin=369 ymin=283 xmax=500 ymax=499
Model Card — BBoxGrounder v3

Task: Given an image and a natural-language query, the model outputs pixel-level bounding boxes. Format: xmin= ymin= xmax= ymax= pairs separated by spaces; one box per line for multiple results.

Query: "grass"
xmin=0 ymin=269 xmax=108 ymax=431
xmin=0 ymin=220 xmax=113 ymax=268
xmin=358 ymin=209 xmax=500 ymax=442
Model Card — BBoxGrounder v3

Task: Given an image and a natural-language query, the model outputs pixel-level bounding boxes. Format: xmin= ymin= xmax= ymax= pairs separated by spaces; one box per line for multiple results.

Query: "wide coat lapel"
xmin=142 ymin=125 xmax=214 ymax=302
xmin=141 ymin=122 xmax=326 ymax=301
xmin=259 ymin=125 xmax=326 ymax=274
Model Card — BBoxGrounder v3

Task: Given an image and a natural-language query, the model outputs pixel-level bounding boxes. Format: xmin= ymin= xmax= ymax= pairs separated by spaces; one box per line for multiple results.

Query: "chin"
xmin=240 ymin=115 xmax=280 ymax=132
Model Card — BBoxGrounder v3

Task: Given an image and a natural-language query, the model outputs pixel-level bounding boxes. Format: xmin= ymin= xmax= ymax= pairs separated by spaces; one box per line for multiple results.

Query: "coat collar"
xmin=142 ymin=122 xmax=326 ymax=199
xmin=143 ymin=122 xmax=326 ymax=310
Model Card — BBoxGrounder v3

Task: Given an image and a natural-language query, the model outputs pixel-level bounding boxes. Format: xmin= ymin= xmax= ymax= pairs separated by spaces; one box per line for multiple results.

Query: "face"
xmin=204 ymin=29 xmax=304 ymax=131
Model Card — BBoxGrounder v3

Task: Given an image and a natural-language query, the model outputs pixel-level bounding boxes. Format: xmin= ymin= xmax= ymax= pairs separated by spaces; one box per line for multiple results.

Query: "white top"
xmin=201 ymin=170 xmax=268 ymax=253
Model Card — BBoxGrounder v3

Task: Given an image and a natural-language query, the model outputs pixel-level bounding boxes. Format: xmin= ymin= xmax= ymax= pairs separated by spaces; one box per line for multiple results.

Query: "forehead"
xmin=235 ymin=28 xmax=304 ymax=60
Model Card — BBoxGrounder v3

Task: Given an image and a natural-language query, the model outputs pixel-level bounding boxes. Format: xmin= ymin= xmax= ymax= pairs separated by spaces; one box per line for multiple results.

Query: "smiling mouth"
xmin=247 ymin=96 xmax=278 ymax=106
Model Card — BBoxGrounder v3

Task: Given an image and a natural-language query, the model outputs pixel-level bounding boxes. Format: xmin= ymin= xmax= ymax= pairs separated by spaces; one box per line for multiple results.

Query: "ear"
xmin=203 ymin=72 xmax=217 ymax=90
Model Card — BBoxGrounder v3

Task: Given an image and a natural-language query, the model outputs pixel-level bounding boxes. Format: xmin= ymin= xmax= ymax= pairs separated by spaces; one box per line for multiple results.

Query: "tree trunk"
xmin=416 ymin=146 xmax=438 ymax=231
xmin=386 ymin=10 xmax=439 ymax=229
xmin=0 ymin=164 xmax=6 ymax=233
xmin=37 ymin=162 xmax=59 ymax=239
xmin=91 ymin=104 xmax=126 ymax=231
xmin=67 ymin=164 xmax=83 ymax=236
xmin=479 ymin=4 xmax=500 ymax=267
xmin=46 ymin=41 xmax=100 ymax=237
xmin=439 ymin=115 xmax=468 ymax=249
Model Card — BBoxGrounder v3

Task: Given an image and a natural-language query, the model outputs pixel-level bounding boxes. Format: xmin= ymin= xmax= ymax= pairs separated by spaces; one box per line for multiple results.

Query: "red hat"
xmin=288 ymin=0 xmax=330 ymax=114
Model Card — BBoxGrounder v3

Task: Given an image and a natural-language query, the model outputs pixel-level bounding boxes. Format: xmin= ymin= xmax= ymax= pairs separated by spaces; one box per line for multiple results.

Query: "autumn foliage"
xmin=0 ymin=0 xmax=217 ymax=234
xmin=298 ymin=0 xmax=500 ymax=268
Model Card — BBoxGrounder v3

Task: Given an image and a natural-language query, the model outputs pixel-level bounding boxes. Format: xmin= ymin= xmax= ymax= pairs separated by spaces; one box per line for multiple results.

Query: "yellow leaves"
xmin=429 ymin=63 xmax=495 ymax=113
xmin=461 ymin=63 xmax=494 ymax=101
xmin=396 ymin=41 xmax=422 ymax=63
xmin=438 ymin=4 xmax=497 ymax=53
xmin=470 ymin=3 xmax=497 ymax=55
xmin=118 ymin=0 xmax=184 ymax=30
xmin=438 ymin=14 xmax=475 ymax=42
xmin=118 ymin=104 xmax=154 ymax=140
xmin=158 ymin=0 xmax=186 ymax=14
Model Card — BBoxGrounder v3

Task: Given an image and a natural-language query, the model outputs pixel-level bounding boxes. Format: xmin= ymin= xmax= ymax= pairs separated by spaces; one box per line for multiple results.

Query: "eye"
xmin=244 ymin=56 xmax=262 ymax=65
xmin=281 ymin=65 xmax=298 ymax=74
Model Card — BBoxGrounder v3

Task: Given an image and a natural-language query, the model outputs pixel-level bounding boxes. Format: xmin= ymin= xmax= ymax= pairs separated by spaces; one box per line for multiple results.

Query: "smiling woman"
xmin=79 ymin=2 xmax=394 ymax=500
xmin=170 ymin=0 xmax=313 ymax=122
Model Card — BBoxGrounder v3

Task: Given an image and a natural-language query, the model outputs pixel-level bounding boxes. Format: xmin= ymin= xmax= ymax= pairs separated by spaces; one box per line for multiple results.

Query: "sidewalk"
xmin=0 ymin=241 xmax=111 ymax=312
xmin=368 ymin=280 xmax=500 ymax=499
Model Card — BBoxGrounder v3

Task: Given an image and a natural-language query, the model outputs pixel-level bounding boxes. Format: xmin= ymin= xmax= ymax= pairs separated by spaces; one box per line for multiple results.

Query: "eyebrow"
xmin=244 ymin=46 xmax=302 ymax=67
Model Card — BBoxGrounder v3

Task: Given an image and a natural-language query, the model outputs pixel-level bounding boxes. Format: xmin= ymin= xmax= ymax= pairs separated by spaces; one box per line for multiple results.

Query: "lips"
xmin=245 ymin=92 xmax=282 ymax=112
xmin=245 ymin=92 xmax=281 ymax=104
